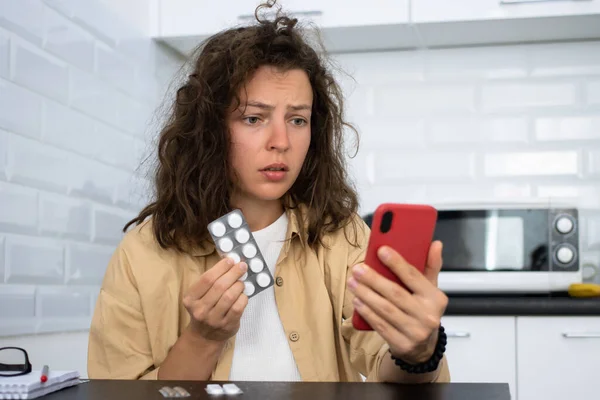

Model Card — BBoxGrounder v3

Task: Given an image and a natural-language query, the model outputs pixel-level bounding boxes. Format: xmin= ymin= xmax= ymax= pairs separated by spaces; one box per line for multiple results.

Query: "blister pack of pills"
xmin=208 ymin=209 xmax=274 ymax=298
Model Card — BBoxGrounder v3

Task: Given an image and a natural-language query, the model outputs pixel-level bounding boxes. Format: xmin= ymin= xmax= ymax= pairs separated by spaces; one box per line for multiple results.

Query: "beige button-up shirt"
xmin=87 ymin=206 xmax=450 ymax=382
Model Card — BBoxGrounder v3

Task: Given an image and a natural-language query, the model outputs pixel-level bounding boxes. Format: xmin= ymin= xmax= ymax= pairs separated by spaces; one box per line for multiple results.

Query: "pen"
xmin=40 ymin=365 xmax=49 ymax=383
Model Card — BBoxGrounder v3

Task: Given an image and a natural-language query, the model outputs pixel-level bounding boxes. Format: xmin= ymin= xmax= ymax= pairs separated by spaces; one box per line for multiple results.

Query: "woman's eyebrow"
xmin=244 ymin=101 xmax=311 ymax=111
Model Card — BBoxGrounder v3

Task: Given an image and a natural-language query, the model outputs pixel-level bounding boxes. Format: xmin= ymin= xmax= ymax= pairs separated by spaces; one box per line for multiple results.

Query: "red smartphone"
xmin=352 ymin=203 xmax=438 ymax=331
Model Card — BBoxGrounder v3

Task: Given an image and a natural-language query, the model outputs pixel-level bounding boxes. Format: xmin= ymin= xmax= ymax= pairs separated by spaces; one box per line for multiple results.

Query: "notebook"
xmin=0 ymin=370 xmax=80 ymax=399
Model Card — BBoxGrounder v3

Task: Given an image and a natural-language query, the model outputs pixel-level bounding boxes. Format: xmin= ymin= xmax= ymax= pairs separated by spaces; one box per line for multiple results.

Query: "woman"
xmin=87 ymin=2 xmax=450 ymax=383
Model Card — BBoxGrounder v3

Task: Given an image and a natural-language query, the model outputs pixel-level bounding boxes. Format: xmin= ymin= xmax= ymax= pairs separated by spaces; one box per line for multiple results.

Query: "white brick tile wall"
xmin=484 ymin=151 xmax=579 ymax=177
xmin=114 ymin=174 xmax=152 ymax=209
xmin=94 ymin=122 xmax=137 ymax=169
xmin=588 ymin=150 xmax=600 ymax=176
xmin=11 ymin=38 xmax=69 ymax=103
xmin=530 ymin=42 xmax=600 ymax=77
xmin=536 ymin=116 xmax=600 ymax=141
xmin=95 ymin=42 xmax=136 ymax=95
xmin=0 ymin=285 xmax=36 ymax=318
xmin=7 ymin=134 xmax=71 ymax=193
xmin=0 ymin=79 xmax=43 ymax=138
xmin=424 ymin=45 xmax=528 ymax=80
xmin=0 ymin=0 xmax=44 ymax=45
xmin=0 ymin=182 xmax=38 ymax=234
xmin=36 ymin=286 xmax=91 ymax=317
xmin=428 ymin=117 xmax=529 ymax=144
xmin=5 ymin=236 xmax=64 ymax=284
xmin=69 ymin=155 xmax=125 ymax=203
xmin=483 ymin=118 xmax=530 ymax=143
xmin=0 ymin=129 xmax=7 ymax=180
xmin=374 ymin=83 xmax=476 ymax=116
xmin=587 ymin=80 xmax=600 ymax=105
xmin=588 ymin=214 xmax=600 ymax=251
xmin=355 ymin=117 xmax=425 ymax=147
xmin=39 ymin=192 xmax=92 ymax=240
xmin=117 ymin=95 xmax=153 ymax=136
xmin=481 ymin=82 xmax=578 ymax=110
xmin=0 ymin=0 xmax=184 ymax=337
xmin=43 ymin=5 xmax=95 ymax=72
xmin=43 ymin=99 xmax=97 ymax=158
xmin=376 ymin=151 xmax=476 ymax=182
xmin=70 ymin=1 xmax=123 ymax=46
xmin=426 ymin=183 xmax=532 ymax=204
xmin=66 ymin=243 xmax=114 ymax=285
xmin=92 ymin=205 xmax=132 ymax=246
xmin=0 ymin=29 xmax=9 ymax=78
xmin=0 ymin=236 xmax=4 ymax=283
xmin=536 ymin=185 xmax=600 ymax=209
xmin=70 ymin=68 xmax=120 ymax=124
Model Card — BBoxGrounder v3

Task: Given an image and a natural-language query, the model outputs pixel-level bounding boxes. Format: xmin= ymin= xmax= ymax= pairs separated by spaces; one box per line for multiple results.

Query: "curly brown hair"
xmin=125 ymin=0 xmax=360 ymax=251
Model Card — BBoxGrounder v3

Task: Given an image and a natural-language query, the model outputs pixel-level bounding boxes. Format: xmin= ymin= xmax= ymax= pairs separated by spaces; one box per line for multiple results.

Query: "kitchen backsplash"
xmin=333 ymin=41 xmax=600 ymax=283
xmin=0 ymin=0 xmax=183 ymax=336
xmin=1 ymin=0 xmax=599 ymax=338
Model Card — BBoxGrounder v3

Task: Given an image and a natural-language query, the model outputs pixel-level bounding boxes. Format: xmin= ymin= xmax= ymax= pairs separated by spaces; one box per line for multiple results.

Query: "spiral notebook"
xmin=0 ymin=370 xmax=80 ymax=399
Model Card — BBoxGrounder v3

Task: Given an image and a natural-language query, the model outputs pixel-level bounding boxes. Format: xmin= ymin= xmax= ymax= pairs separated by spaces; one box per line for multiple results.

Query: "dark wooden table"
xmin=43 ymin=380 xmax=511 ymax=399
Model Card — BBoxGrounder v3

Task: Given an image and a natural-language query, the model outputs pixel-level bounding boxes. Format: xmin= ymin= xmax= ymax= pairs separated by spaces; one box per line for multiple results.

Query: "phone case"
xmin=352 ymin=203 xmax=438 ymax=330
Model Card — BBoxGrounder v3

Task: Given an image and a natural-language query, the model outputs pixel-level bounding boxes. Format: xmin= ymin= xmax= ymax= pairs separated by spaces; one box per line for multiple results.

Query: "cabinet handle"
xmin=562 ymin=332 xmax=600 ymax=338
xmin=238 ymin=10 xmax=323 ymax=21
xmin=500 ymin=0 xmax=592 ymax=4
xmin=446 ymin=331 xmax=471 ymax=338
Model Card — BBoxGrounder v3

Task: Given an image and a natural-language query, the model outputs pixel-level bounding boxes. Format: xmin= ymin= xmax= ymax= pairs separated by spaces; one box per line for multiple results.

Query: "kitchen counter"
xmin=446 ymin=294 xmax=600 ymax=316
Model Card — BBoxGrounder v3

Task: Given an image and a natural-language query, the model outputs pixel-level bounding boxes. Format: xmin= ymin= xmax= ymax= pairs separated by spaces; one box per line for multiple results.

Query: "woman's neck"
xmin=230 ymin=195 xmax=284 ymax=232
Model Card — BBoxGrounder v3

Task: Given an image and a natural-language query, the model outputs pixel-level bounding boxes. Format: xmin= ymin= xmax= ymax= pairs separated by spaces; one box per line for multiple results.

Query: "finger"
xmin=211 ymin=280 xmax=245 ymax=319
xmin=377 ymin=246 xmax=431 ymax=294
xmin=348 ymin=276 xmax=415 ymax=335
xmin=424 ymin=241 xmax=443 ymax=287
xmin=223 ymin=291 xmax=248 ymax=323
xmin=200 ymin=261 xmax=248 ymax=310
xmin=351 ymin=263 xmax=421 ymax=318
xmin=185 ymin=257 xmax=235 ymax=300
xmin=351 ymin=296 xmax=410 ymax=351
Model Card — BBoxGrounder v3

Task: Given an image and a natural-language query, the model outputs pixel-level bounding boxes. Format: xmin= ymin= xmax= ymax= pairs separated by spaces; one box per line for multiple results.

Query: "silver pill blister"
xmin=207 ymin=209 xmax=275 ymax=298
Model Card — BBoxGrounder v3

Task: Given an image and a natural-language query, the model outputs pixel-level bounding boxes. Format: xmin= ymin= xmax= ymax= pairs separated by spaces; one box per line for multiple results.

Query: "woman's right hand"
xmin=183 ymin=257 xmax=249 ymax=342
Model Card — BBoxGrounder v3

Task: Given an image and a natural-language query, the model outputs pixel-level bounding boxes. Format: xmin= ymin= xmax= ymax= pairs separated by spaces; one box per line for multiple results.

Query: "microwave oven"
xmin=433 ymin=203 xmax=581 ymax=294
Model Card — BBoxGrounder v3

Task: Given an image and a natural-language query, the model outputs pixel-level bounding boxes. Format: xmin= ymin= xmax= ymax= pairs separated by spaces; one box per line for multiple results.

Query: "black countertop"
xmin=446 ymin=294 xmax=600 ymax=316
xmin=44 ymin=380 xmax=510 ymax=400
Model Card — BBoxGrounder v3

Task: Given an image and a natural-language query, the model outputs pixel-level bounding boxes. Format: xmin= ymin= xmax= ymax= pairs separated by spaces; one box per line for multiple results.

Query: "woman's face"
xmin=227 ymin=65 xmax=312 ymax=204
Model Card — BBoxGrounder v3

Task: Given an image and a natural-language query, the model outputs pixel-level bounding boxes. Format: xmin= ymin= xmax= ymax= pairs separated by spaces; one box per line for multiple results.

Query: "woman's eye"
xmin=291 ymin=118 xmax=307 ymax=126
xmin=244 ymin=116 xmax=260 ymax=124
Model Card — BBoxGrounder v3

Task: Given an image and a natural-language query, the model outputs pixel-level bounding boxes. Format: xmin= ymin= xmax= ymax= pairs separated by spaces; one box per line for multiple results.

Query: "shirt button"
xmin=289 ymin=331 xmax=300 ymax=342
xmin=276 ymin=276 xmax=284 ymax=286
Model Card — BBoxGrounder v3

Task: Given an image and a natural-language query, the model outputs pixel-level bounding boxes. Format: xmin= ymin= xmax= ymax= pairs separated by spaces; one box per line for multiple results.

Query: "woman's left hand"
xmin=348 ymin=241 xmax=448 ymax=364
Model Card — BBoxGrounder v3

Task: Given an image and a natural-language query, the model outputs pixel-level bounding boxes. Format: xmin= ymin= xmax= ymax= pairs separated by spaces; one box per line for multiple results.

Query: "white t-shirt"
xmin=228 ymin=212 xmax=302 ymax=381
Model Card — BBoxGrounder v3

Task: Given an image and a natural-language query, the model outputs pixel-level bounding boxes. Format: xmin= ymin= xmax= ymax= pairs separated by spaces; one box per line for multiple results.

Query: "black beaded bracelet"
xmin=390 ymin=325 xmax=447 ymax=374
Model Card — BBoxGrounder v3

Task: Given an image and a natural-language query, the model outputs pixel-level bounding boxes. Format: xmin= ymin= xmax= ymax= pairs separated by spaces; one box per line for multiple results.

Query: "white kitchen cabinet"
xmin=516 ymin=317 xmax=600 ymax=400
xmin=412 ymin=0 xmax=600 ymax=47
xmin=413 ymin=0 xmax=600 ymax=23
xmin=442 ymin=316 xmax=517 ymax=400
xmin=156 ymin=0 xmax=416 ymax=56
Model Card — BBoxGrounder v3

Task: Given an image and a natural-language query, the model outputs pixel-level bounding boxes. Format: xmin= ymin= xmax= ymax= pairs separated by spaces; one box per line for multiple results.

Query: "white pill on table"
xmin=235 ymin=228 xmax=250 ymax=244
xmin=242 ymin=243 xmax=257 ymax=258
xmin=227 ymin=212 xmax=243 ymax=228
xmin=249 ymin=258 xmax=264 ymax=273
xmin=256 ymin=272 xmax=271 ymax=288
xmin=244 ymin=281 xmax=255 ymax=296
xmin=222 ymin=384 xmax=243 ymax=395
xmin=205 ymin=384 xmax=224 ymax=395
xmin=210 ymin=221 xmax=226 ymax=237
xmin=218 ymin=237 xmax=233 ymax=252
xmin=227 ymin=252 xmax=241 ymax=264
